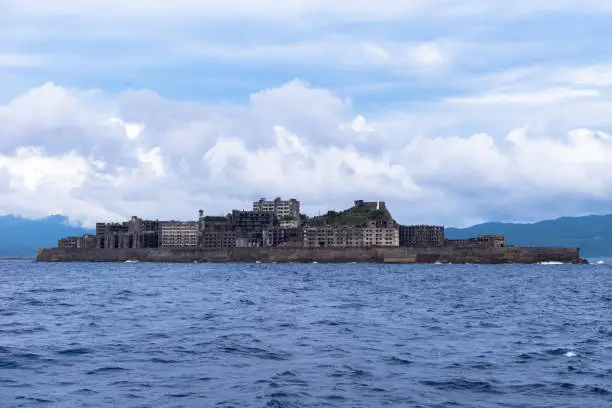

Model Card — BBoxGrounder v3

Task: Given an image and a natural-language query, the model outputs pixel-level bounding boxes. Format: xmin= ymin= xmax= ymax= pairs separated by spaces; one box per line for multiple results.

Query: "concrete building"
xmin=332 ymin=226 xmax=364 ymax=247
xmin=201 ymin=225 xmax=236 ymax=249
xmin=160 ymin=221 xmax=199 ymax=248
xmin=253 ymin=197 xmax=300 ymax=220
xmin=58 ymin=235 xmax=97 ymax=249
xmin=304 ymin=226 xmax=334 ymax=248
xmin=354 ymin=200 xmax=386 ymax=211
xmin=95 ymin=217 xmax=160 ymax=249
xmin=96 ymin=222 xmax=131 ymax=249
xmin=447 ymin=235 xmax=506 ymax=249
xmin=399 ymin=225 xmax=445 ymax=247
xmin=279 ymin=219 xmax=300 ymax=229
xmin=132 ymin=217 xmax=160 ymax=249
xmin=263 ymin=227 xmax=299 ymax=247
xmin=363 ymin=221 xmax=400 ymax=247
xmin=229 ymin=210 xmax=277 ymax=247
xmin=303 ymin=224 xmax=399 ymax=248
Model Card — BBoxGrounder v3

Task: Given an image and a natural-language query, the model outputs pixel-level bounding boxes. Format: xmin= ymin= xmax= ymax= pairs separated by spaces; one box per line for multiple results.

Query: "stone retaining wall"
xmin=35 ymin=246 xmax=586 ymax=264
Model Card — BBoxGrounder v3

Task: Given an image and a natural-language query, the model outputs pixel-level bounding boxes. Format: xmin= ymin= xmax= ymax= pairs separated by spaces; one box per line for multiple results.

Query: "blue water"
xmin=0 ymin=261 xmax=611 ymax=408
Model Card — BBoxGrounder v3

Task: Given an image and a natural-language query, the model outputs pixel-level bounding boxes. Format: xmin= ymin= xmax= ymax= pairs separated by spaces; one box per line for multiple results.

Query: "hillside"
xmin=0 ymin=215 xmax=93 ymax=258
xmin=308 ymin=205 xmax=396 ymax=227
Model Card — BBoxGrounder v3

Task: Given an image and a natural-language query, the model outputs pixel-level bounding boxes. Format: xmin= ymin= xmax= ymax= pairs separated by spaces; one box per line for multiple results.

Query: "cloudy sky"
xmin=1 ymin=1 xmax=612 ymax=227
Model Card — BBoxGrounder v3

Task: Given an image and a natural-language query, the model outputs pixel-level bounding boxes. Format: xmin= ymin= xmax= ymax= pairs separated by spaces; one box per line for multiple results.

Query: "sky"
xmin=1 ymin=1 xmax=612 ymax=227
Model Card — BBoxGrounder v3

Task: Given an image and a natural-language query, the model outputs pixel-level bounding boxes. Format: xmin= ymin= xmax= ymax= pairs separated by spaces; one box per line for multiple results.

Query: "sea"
xmin=0 ymin=261 xmax=610 ymax=408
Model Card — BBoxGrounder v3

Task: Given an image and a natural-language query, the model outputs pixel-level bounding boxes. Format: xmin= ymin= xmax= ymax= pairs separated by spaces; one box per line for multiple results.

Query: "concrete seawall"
xmin=35 ymin=246 xmax=587 ymax=264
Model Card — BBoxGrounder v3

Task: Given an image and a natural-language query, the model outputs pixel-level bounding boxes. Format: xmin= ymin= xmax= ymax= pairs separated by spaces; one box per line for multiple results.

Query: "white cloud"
xmin=447 ymin=88 xmax=600 ymax=105
xmin=2 ymin=81 xmax=612 ymax=228
xmin=340 ymin=116 xmax=375 ymax=133
xmin=135 ymin=146 xmax=165 ymax=177
xmin=109 ymin=117 xmax=145 ymax=140
xmin=0 ymin=147 xmax=90 ymax=193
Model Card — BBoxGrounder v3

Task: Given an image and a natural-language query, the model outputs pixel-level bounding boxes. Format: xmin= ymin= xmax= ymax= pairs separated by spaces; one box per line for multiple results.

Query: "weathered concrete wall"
xmin=35 ymin=246 xmax=586 ymax=264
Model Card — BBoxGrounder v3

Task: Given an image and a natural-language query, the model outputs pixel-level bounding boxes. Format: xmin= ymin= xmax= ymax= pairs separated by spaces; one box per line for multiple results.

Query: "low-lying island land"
xmin=37 ymin=198 xmax=588 ymax=264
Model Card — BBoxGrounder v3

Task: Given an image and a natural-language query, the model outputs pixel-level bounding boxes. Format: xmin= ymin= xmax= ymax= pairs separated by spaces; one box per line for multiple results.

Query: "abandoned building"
xmin=303 ymin=223 xmax=399 ymax=248
xmin=56 ymin=198 xmax=507 ymax=252
xmin=159 ymin=221 xmax=199 ymax=248
xmin=253 ymin=197 xmax=300 ymax=220
xmin=58 ymin=235 xmax=97 ymax=249
xmin=446 ymin=235 xmax=506 ymax=248
xmin=399 ymin=225 xmax=445 ymax=247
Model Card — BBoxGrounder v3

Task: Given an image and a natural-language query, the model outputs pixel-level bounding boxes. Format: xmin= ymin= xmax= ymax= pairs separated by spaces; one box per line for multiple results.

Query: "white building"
xmin=160 ymin=221 xmax=199 ymax=248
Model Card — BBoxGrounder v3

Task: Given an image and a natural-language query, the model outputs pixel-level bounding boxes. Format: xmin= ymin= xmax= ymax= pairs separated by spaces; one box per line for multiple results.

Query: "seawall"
xmin=35 ymin=246 xmax=587 ymax=264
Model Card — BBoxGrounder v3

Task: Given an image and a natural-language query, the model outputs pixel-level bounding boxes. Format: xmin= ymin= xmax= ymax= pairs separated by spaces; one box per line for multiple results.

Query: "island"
xmin=36 ymin=198 xmax=588 ymax=264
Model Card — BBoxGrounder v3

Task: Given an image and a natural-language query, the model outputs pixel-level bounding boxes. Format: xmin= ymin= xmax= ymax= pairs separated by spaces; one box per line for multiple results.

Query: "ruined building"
xmin=399 ymin=225 xmax=445 ymax=247
xmin=446 ymin=235 xmax=506 ymax=248
xmin=96 ymin=221 xmax=131 ymax=248
xmin=159 ymin=221 xmax=199 ymax=248
xmin=230 ymin=210 xmax=278 ymax=247
xmin=54 ymin=197 xmax=509 ymax=252
xmin=58 ymin=235 xmax=97 ymax=249
xmin=303 ymin=222 xmax=399 ymax=248
xmin=199 ymin=211 xmax=236 ymax=249
xmin=253 ymin=197 xmax=300 ymax=220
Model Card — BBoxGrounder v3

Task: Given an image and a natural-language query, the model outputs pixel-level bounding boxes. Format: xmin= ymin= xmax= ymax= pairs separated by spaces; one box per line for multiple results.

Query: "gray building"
xmin=399 ymin=225 xmax=445 ymax=247
xmin=253 ymin=197 xmax=300 ymax=220
xmin=160 ymin=221 xmax=199 ymax=248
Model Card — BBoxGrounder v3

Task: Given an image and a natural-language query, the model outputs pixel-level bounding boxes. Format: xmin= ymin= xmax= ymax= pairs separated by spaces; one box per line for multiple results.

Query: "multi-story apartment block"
xmin=58 ymin=235 xmax=97 ymax=249
xmin=95 ymin=217 xmax=161 ymax=249
xmin=160 ymin=221 xmax=199 ymax=248
xmin=96 ymin=222 xmax=131 ymax=248
xmin=399 ymin=225 xmax=444 ymax=247
xmin=253 ymin=197 xmax=300 ymax=220
xmin=263 ymin=227 xmax=299 ymax=247
xmin=229 ymin=210 xmax=277 ymax=247
xmin=333 ymin=226 xmax=364 ymax=247
xmin=201 ymin=225 xmax=236 ymax=249
xmin=363 ymin=221 xmax=400 ymax=247
xmin=303 ymin=224 xmax=399 ymax=248
xmin=304 ymin=226 xmax=334 ymax=248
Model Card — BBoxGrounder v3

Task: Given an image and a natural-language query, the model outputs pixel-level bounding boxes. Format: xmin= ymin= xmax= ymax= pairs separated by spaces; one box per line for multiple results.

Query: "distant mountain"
xmin=1 ymin=213 xmax=611 ymax=259
xmin=0 ymin=215 xmax=93 ymax=258
xmin=445 ymin=214 xmax=612 ymax=259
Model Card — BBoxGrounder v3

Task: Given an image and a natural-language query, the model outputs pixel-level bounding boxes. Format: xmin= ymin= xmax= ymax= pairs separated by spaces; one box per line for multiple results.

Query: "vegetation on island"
xmin=311 ymin=206 xmax=394 ymax=227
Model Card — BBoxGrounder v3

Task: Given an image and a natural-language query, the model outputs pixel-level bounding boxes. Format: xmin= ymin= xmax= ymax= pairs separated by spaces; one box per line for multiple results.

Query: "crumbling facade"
xmin=447 ymin=235 xmax=506 ymax=249
xmin=354 ymin=200 xmax=386 ymax=211
xmin=399 ymin=225 xmax=445 ymax=247
xmin=58 ymin=235 xmax=96 ymax=249
xmin=160 ymin=221 xmax=199 ymax=248
xmin=200 ymin=224 xmax=236 ymax=249
xmin=364 ymin=222 xmax=400 ymax=247
xmin=253 ymin=197 xmax=300 ymax=220
xmin=303 ymin=224 xmax=399 ymax=248
xmin=55 ymin=198 xmax=511 ymax=253
xmin=96 ymin=222 xmax=131 ymax=248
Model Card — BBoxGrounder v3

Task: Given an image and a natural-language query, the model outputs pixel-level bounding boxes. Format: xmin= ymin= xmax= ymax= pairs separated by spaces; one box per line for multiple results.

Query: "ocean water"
xmin=0 ymin=261 xmax=611 ymax=408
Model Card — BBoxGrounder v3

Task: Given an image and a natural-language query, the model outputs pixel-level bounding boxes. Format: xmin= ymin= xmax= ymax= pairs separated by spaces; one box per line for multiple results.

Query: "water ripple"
xmin=0 ymin=262 xmax=610 ymax=407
